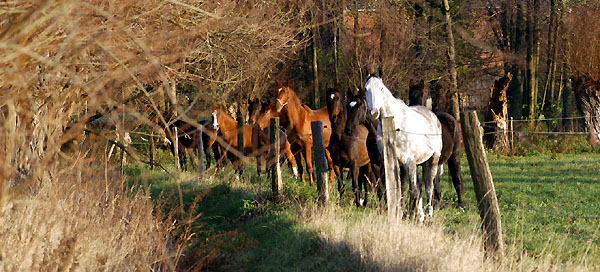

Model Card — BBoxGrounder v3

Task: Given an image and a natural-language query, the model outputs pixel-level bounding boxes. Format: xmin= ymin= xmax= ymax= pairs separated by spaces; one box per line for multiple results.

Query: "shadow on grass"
xmin=126 ymin=167 xmax=393 ymax=271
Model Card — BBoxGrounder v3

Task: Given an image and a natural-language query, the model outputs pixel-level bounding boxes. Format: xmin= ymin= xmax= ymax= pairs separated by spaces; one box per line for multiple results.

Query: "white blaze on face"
xmin=330 ymin=94 xmax=335 ymax=100
xmin=349 ymin=101 xmax=357 ymax=108
xmin=278 ymin=88 xmax=282 ymax=92
xmin=212 ymin=110 xmax=219 ymax=130
xmin=365 ymin=77 xmax=384 ymax=118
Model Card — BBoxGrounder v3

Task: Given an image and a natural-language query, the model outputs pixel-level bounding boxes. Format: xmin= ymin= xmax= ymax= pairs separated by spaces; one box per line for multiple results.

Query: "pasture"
xmin=127 ymin=148 xmax=600 ymax=270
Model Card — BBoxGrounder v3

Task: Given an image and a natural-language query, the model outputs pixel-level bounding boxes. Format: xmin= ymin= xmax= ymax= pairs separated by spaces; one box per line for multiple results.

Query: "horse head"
xmin=326 ymin=84 xmax=345 ymax=139
xmin=325 ymin=84 xmax=344 ymax=121
xmin=346 ymin=87 xmax=369 ymax=136
xmin=408 ymin=79 xmax=427 ymax=106
xmin=364 ymin=76 xmax=385 ymax=119
xmin=275 ymin=79 xmax=292 ymax=112
xmin=248 ymin=98 xmax=262 ymax=125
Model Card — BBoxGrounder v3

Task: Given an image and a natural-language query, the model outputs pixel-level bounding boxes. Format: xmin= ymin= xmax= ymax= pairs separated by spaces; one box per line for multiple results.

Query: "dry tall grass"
xmin=300 ymin=204 xmax=594 ymax=272
xmin=1 ymin=0 xmax=311 ymax=270
xmin=0 ymin=170 xmax=175 ymax=271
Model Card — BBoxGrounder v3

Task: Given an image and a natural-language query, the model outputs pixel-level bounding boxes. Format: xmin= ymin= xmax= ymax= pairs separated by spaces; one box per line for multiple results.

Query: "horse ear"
xmin=286 ymin=79 xmax=290 ymax=87
xmin=409 ymin=79 xmax=414 ymax=87
xmin=325 ymin=83 xmax=330 ymax=90
xmin=358 ymin=87 xmax=366 ymax=98
xmin=275 ymin=79 xmax=281 ymax=87
xmin=419 ymin=79 xmax=424 ymax=87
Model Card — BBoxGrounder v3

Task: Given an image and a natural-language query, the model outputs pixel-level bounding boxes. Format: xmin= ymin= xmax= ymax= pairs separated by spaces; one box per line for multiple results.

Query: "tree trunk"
xmin=334 ymin=4 xmax=340 ymax=87
xmin=379 ymin=11 xmax=385 ymax=78
xmin=484 ymin=74 xmax=513 ymax=153
xmin=507 ymin=1 xmax=526 ymax=120
xmin=525 ymin=0 xmax=540 ymax=120
xmin=573 ymin=77 xmax=600 ymax=142
xmin=541 ymin=0 xmax=559 ymax=116
xmin=354 ymin=2 xmax=362 ymax=83
xmin=442 ymin=0 xmax=460 ymax=120
xmin=312 ymin=19 xmax=320 ymax=109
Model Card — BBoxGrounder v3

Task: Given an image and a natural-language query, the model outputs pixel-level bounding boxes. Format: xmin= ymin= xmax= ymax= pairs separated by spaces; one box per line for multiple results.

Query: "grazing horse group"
xmin=160 ymin=75 xmax=465 ymax=221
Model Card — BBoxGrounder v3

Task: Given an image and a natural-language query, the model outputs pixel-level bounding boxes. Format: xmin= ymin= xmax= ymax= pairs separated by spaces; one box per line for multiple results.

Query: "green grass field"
xmin=437 ymin=153 xmax=600 ymax=265
xmin=127 ymin=150 xmax=600 ymax=270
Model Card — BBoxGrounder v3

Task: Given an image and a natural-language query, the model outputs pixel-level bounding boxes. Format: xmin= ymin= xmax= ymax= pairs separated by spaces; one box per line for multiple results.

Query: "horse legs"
xmin=304 ymin=142 xmax=315 ymax=186
xmin=406 ymin=161 xmax=424 ymax=223
xmin=283 ymin=139 xmax=299 ymax=179
xmin=359 ymin=164 xmax=374 ymax=207
xmin=424 ymin=155 xmax=440 ymax=219
xmin=333 ymin=165 xmax=345 ymax=202
xmin=291 ymin=143 xmax=305 ymax=185
xmin=179 ymin=149 xmax=188 ymax=171
xmin=350 ymin=162 xmax=360 ymax=207
xmin=324 ymin=149 xmax=335 ymax=185
xmin=448 ymin=152 xmax=465 ymax=209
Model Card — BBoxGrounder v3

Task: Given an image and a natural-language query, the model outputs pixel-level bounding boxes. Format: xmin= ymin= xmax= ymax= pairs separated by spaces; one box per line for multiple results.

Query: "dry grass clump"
xmin=299 ymin=204 xmax=595 ymax=272
xmin=300 ymin=205 xmax=488 ymax=271
xmin=0 ymin=169 xmax=175 ymax=271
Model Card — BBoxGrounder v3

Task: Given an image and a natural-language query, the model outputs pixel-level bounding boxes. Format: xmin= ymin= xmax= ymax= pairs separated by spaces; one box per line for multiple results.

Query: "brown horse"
xmin=165 ymin=119 xmax=221 ymax=171
xmin=247 ymin=100 xmax=300 ymax=179
xmin=408 ymin=81 xmax=465 ymax=209
xmin=274 ymin=80 xmax=334 ymax=186
xmin=326 ymin=86 xmax=379 ymax=206
xmin=212 ymin=107 xmax=298 ymax=176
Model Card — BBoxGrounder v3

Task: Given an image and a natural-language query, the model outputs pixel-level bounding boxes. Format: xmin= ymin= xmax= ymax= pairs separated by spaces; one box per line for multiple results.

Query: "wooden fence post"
xmin=197 ymin=127 xmax=204 ymax=175
xmin=509 ymin=117 xmax=514 ymax=153
xmin=270 ymin=118 xmax=282 ymax=201
xmin=460 ymin=110 xmax=504 ymax=258
xmin=311 ymin=121 xmax=329 ymax=205
xmin=381 ymin=116 xmax=402 ymax=223
xmin=173 ymin=127 xmax=180 ymax=171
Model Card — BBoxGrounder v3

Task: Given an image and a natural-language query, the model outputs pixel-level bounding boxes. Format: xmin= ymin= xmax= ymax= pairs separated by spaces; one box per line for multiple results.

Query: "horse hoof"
xmin=425 ymin=205 xmax=433 ymax=218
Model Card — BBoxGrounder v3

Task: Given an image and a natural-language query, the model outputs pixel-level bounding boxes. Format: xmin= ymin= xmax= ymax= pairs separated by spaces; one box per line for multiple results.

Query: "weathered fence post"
xmin=381 ymin=116 xmax=402 ymax=223
xmin=173 ymin=127 xmax=180 ymax=171
xmin=149 ymin=135 xmax=155 ymax=170
xmin=509 ymin=117 xmax=514 ymax=153
xmin=311 ymin=121 xmax=329 ymax=205
xmin=270 ymin=117 xmax=282 ymax=201
xmin=197 ymin=126 xmax=204 ymax=175
xmin=237 ymin=114 xmax=245 ymax=176
xmin=460 ymin=110 xmax=504 ymax=258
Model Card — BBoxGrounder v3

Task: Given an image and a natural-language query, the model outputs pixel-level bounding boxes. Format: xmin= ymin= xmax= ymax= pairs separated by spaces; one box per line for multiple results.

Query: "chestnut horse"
xmin=408 ymin=80 xmax=465 ymax=209
xmin=212 ymin=107 xmax=298 ymax=176
xmin=274 ymin=80 xmax=334 ymax=186
xmin=326 ymin=86 xmax=379 ymax=206
xmin=247 ymin=100 xmax=300 ymax=179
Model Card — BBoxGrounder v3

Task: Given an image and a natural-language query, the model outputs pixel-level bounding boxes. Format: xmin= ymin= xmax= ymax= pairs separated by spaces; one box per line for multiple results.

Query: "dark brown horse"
xmin=274 ymin=80 xmax=334 ymax=186
xmin=345 ymin=88 xmax=386 ymax=201
xmin=408 ymin=81 xmax=465 ymax=209
xmin=247 ymin=99 xmax=300 ymax=179
xmin=326 ymin=86 xmax=378 ymax=206
xmin=165 ymin=119 xmax=221 ymax=171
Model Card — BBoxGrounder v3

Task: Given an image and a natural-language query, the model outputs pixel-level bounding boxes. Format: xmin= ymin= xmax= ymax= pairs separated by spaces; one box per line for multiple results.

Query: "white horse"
xmin=364 ymin=75 xmax=443 ymax=222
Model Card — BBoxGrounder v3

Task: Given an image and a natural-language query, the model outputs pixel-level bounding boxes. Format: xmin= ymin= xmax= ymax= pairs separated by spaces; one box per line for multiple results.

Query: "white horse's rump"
xmin=365 ymin=76 xmax=443 ymax=222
